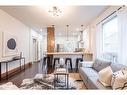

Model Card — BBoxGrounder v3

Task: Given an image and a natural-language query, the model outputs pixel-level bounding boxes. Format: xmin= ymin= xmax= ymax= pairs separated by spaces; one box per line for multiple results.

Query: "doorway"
xmin=32 ymin=38 xmax=38 ymax=62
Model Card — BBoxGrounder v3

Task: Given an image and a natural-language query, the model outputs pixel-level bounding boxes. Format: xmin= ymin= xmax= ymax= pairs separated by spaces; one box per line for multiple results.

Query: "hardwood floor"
xmin=0 ymin=62 xmax=43 ymax=87
xmin=0 ymin=62 xmax=86 ymax=89
xmin=69 ymin=73 xmax=86 ymax=89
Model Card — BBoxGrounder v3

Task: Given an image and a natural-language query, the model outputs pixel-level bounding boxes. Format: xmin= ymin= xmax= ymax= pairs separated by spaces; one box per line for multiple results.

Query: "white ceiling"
xmin=0 ymin=6 xmax=108 ymax=35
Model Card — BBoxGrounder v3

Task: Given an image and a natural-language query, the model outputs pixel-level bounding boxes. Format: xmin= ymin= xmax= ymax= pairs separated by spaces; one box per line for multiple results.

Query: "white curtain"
xmin=95 ymin=22 xmax=103 ymax=59
xmin=83 ymin=27 xmax=89 ymax=50
xmin=117 ymin=7 xmax=127 ymax=65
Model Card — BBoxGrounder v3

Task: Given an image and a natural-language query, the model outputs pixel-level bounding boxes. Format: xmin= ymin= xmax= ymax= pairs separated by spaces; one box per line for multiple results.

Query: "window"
xmin=102 ymin=17 xmax=118 ymax=54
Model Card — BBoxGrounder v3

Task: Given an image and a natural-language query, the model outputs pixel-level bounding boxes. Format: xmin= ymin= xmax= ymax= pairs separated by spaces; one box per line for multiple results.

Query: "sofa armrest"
xmin=79 ymin=61 xmax=93 ymax=68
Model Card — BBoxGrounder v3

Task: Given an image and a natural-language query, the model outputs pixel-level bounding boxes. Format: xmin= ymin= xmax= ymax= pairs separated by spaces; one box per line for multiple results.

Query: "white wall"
xmin=42 ymin=29 xmax=47 ymax=54
xmin=0 ymin=9 xmax=42 ymax=73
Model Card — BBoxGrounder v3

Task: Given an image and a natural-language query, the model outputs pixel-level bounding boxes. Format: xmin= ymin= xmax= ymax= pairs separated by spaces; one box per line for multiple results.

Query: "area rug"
xmin=19 ymin=74 xmax=85 ymax=90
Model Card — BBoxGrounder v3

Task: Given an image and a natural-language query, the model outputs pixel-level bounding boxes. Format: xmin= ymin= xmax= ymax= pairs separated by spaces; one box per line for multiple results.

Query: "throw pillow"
xmin=111 ymin=69 xmax=127 ymax=90
xmin=98 ymin=66 xmax=113 ymax=87
xmin=92 ymin=59 xmax=111 ymax=72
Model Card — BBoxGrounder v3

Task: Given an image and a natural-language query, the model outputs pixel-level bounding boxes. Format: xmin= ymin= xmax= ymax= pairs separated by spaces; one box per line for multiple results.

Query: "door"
xmin=33 ymin=38 xmax=38 ymax=62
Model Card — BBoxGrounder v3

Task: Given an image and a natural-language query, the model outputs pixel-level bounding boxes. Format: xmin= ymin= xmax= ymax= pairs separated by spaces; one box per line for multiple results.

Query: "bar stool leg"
xmin=20 ymin=59 xmax=21 ymax=71
xmin=54 ymin=74 xmax=56 ymax=89
xmin=70 ymin=60 xmax=73 ymax=71
xmin=76 ymin=60 xmax=78 ymax=72
xmin=24 ymin=58 xmax=25 ymax=70
xmin=53 ymin=59 xmax=55 ymax=68
xmin=67 ymin=74 xmax=69 ymax=89
xmin=65 ymin=74 xmax=66 ymax=88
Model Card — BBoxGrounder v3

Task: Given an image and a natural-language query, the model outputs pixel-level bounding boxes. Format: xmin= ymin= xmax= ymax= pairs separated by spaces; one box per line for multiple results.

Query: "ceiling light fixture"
xmin=66 ymin=25 xmax=69 ymax=41
xmin=48 ymin=6 xmax=62 ymax=17
xmin=80 ymin=25 xmax=84 ymax=43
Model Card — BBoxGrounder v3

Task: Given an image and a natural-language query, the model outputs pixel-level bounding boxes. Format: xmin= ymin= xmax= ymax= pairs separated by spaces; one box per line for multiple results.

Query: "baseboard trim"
xmin=1 ymin=62 xmax=32 ymax=78
xmin=33 ymin=60 xmax=40 ymax=63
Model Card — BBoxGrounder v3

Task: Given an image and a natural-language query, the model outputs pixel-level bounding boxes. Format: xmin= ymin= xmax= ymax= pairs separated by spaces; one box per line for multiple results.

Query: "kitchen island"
xmin=46 ymin=52 xmax=92 ymax=68
xmin=46 ymin=52 xmax=84 ymax=55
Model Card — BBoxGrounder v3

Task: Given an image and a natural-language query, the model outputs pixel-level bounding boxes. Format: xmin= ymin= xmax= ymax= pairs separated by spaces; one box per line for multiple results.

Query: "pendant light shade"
xmin=80 ymin=25 xmax=84 ymax=42
xmin=66 ymin=25 xmax=69 ymax=41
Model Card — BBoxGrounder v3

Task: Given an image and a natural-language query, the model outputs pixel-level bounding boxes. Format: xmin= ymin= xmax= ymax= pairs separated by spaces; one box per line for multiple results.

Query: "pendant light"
xmin=80 ymin=25 xmax=84 ymax=42
xmin=66 ymin=25 xmax=69 ymax=41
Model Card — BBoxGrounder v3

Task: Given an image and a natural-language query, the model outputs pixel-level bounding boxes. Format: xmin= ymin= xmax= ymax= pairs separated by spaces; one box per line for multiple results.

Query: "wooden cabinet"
xmin=83 ymin=53 xmax=93 ymax=61
xmin=47 ymin=27 xmax=55 ymax=52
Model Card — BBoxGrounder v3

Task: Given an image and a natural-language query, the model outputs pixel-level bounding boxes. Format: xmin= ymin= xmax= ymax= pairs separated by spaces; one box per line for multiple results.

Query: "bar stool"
xmin=53 ymin=58 xmax=60 ymax=68
xmin=43 ymin=56 xmax=50 ymax=67
xmin=42 ymin=57 xmax=49 ymax=74
xmin=43 ymin=57 xmax=48 ymax=63
xmin=43 ymin=56 xmax=50 ymax=64
xmin=65 ymin=58 xmax=72 ymax=70
xmin=75 ymin=58 xmax=83 ymax=72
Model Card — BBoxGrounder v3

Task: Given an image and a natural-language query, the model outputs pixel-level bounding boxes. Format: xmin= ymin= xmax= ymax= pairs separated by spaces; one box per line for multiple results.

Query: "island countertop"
xmin=46 ymin=52 xmax=92 ymax=55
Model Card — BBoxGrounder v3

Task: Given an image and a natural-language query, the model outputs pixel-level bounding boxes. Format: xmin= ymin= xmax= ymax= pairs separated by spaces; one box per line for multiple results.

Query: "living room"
xmin=0 ymin=0 xmax=127 ymax=94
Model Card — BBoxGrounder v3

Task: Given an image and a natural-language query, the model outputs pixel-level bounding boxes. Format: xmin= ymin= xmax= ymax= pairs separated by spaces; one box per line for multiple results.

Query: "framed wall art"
xmin=2 ymin=32 xmax=19 ymax=57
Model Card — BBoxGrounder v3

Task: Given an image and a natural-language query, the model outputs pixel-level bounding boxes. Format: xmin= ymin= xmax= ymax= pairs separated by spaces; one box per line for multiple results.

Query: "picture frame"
xmin=2 ymin=32 xmax=19 ymax=57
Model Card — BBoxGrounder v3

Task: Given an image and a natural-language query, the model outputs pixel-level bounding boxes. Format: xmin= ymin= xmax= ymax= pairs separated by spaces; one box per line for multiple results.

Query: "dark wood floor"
xmin=0 ymin=62 xmax=77 ymax=87
xmin=0 ymin=62 xmax=43 ymax=87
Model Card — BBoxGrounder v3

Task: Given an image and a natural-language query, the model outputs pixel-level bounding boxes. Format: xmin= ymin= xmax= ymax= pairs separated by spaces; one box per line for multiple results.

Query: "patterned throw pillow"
xmin=111 ymin=68 xmax=127 ymax=90
xmin=98 ymin=66 xmax=113 ymax=87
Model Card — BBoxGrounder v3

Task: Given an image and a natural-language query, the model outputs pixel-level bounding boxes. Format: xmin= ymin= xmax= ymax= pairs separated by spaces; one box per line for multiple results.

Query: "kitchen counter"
xmin=46 ymin=52 xmax=92 ymax=55
xmin=46 ymin=52 xmax=93 ymax=68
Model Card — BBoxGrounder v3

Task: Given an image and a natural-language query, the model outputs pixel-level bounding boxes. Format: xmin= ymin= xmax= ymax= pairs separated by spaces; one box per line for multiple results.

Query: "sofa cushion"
xmin=79 ymin=67 xmax=111 ymax=89
xmin=80 ymin=61 xmax=93 ymax=68
xmin=79 ymin=67 xmax=88 ymax=84
xmin=110 ymin=63 xmax=126 ymax=72
xmin=87 ymin=76 xmax=111 ymax=89
xmin=80 ymin=67 xmax=98 ymax=77
xmin=92 ymin=59 xmax=111 ymax=72
xmin=98 ymin=66 xmax=113 ymax=87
